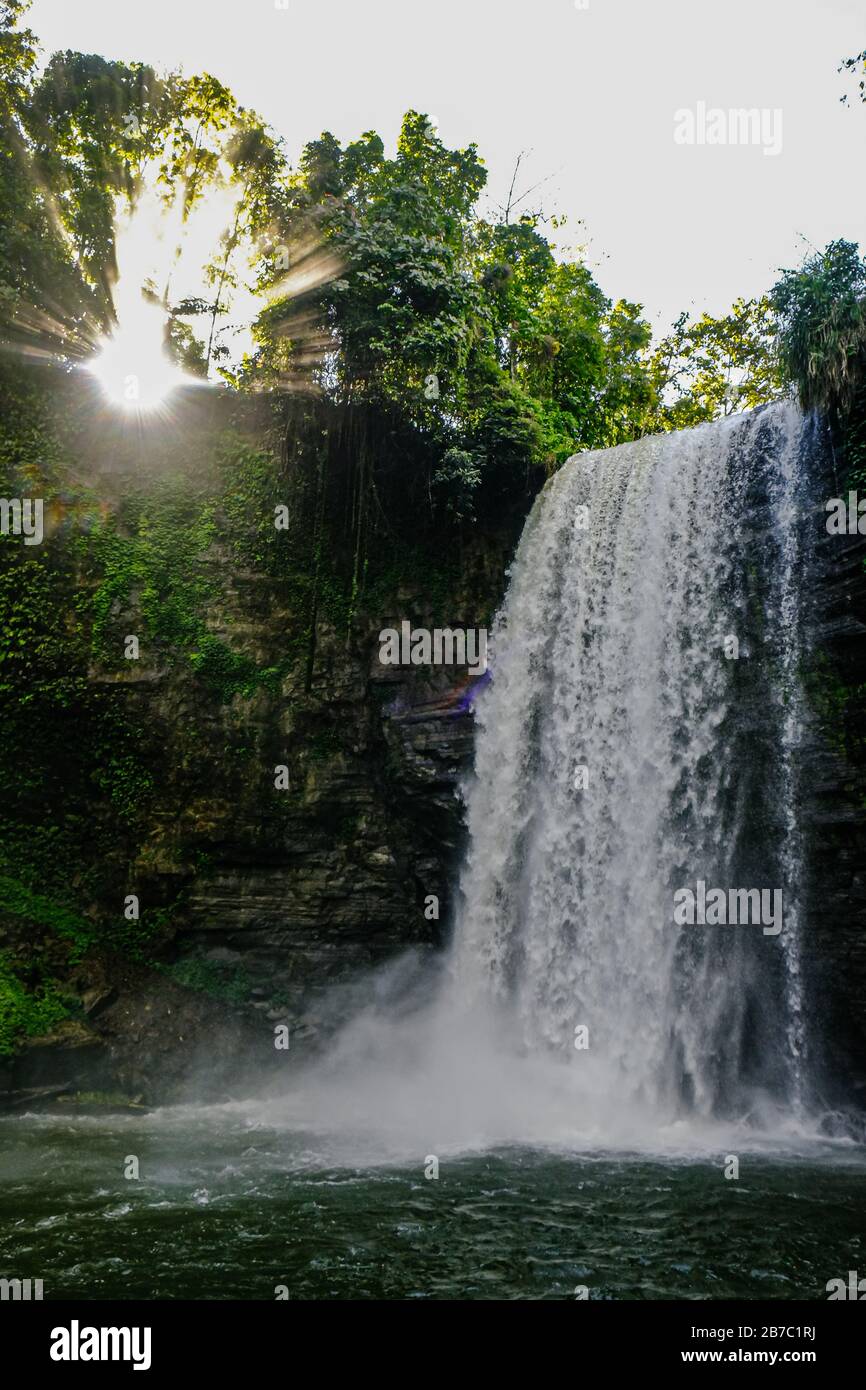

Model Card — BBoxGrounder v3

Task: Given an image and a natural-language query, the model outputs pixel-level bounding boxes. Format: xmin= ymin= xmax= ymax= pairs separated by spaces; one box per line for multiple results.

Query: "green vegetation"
xmin=83 ymin=464 xmax=283 ymax=698
xmin=242 ymin=112 xmax=787 ymax=523
xmin=772 ymin=240 xmax=866 ymax=482
xmin=0 ymin=874 xmax=95 ymax=956
xmin=0 ymin=953 xmax=71 ymax=1054
xmin=160 ymin=956 xmax=251 ymax=1006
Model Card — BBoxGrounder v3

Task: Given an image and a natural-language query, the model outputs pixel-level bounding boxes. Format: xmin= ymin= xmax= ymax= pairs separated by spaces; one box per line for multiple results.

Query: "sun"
xmin=86 ymin=298 xmax=190 ymax=412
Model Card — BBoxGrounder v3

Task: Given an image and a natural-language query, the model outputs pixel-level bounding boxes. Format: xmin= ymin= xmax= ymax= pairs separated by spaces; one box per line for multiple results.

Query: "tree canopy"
xmin=3 ymin=0 xmax=863 ymax=517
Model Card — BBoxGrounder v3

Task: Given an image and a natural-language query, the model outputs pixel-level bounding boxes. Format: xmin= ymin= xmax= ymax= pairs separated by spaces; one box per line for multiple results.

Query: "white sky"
xmin=26 ymin=0 xmax=866 ymax=335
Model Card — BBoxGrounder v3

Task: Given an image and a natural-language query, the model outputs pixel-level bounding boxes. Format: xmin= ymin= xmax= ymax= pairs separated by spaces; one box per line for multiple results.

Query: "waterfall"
xmin=452 ymin=401 xmax=816 ymax=1124
xmin=271 ymin=401 xmax=830 ymax=1158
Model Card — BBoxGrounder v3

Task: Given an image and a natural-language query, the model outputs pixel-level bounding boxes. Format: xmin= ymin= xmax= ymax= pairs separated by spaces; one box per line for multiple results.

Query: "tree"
xmin=199 ymin=119 xmax=288 ymax=371
xmin=247 ymin=114 xmax=661 ymax=480
xmin=24 ymin=51 xmax=184 ymax=319
xmin=14 ymin=33 xmax=286 ymax=368
xmin=771 ymin=241 xmax=866 ymax=414
xmin=840 ymin=48 xmax=866 ymax=104
xmin=0 ymin=2 xmax=97 ymax=354
xmin=645 ymin=298 xmax=782 ymax=431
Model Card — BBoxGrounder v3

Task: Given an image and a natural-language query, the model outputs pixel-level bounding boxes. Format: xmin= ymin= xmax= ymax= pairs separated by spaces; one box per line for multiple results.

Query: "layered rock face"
xmin=82 ymin=547 xmax=514 ymax=1098
xmin=2 ymin=545 xmax=514 ymax=1102
xmin=805 ymin=514 xmax=866 ymax=1111
xmin=154 ymin=561 xmax=497 ymax=1028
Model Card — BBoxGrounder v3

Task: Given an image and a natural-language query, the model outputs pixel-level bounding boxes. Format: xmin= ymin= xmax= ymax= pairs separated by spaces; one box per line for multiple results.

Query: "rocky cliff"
xmin=0 ymin=369 xmax=527 ymax=1104
xmin=806 ymin=506 xmax=866 ymax=1113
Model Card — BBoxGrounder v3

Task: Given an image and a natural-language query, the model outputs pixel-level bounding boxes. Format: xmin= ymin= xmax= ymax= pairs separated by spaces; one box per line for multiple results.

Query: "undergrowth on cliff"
xmin=0 ymin=953 xmax=72 ymax=1055
xmin=0 ymin=875 xmax=96 ymax=958
xmin=160 ymin=956 xmax=252 ymax=1006
xmin=805 ymin=657 xmax=866 ymax=784
xmin=0 ymin=368 xmax=170 ymax=1058
xmin=84 ymin=477 xmax=276 ymax=700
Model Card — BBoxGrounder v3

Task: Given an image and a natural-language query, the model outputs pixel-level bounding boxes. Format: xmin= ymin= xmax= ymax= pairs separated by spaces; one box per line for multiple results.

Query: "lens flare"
xmin=86 ymin=299 xmax=189 ymax=411
xmin=85 ymin=189 xmax=194 ymax=412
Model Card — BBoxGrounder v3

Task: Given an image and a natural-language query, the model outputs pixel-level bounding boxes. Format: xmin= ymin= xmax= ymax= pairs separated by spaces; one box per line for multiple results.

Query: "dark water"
xmin=1 ymin=1110 xmax=864 ymax=1300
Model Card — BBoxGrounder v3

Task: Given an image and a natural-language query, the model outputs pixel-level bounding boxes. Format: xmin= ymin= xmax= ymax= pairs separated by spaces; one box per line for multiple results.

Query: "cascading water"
xmin=452 ymin=399 xmax=817 ymax=1126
